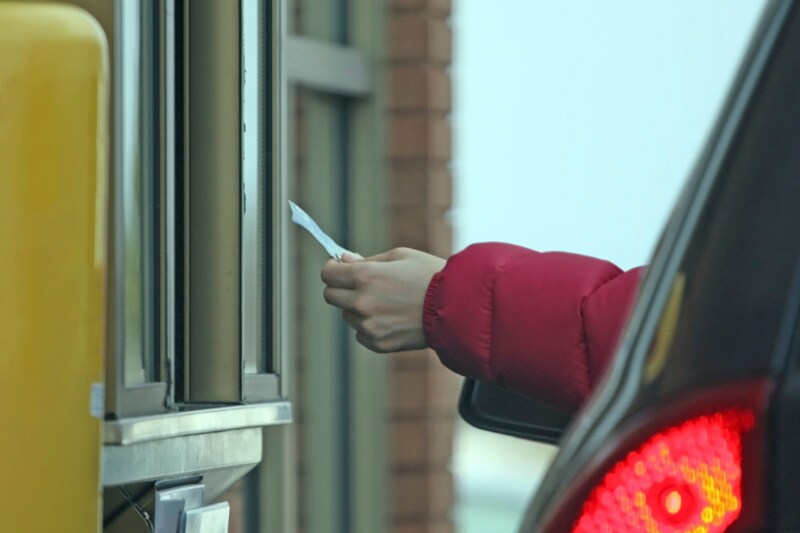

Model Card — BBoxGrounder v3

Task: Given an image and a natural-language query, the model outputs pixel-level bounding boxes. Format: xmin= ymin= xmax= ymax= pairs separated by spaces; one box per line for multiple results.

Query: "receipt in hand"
xmin=289 ymin=200 xmax=349 ymax=261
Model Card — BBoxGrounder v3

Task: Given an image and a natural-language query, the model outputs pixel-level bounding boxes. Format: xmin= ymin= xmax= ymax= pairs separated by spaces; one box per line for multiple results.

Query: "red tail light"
xmin=572 ymin=410 xmax=755 ymax=533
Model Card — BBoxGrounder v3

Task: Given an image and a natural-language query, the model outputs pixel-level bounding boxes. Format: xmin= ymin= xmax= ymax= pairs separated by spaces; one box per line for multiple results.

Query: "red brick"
xmin=427 ymin=168 xmax=452 ymax=208
xmin=430 ymin=69 xmax=451 ymax=111
xmin=391 ymin=116 xmax=451 ymax=160
xmin=392 ymin=469 xmax=453 ymax=520
xmin=391 ymin=0 xmax=452 ymax=17
xmin=389 ymin=205 xmax=454 ymax=252
xmin=393 ymin=471 xmax=430 ymax=518
xmin=391 ymin=116 xmax=428 ymax=159
xmin=392 ymin=66 xmax=426 ymax=110
xmin=393 ymin=521 xmax=455 ymax=533
xmin=430 ymin=0 xmax=452 ymax=16
xmin=428 ymin=418 xmax=455 ymax=465
xmin=392 ymin=66 xmax=451 ymax=112
xmin=391 ymin=13 xmax=429 ymax=60
xmin=391 ymin=419 xmax=430 ymax=466
xmin=428 ymin=211 xmax=453 ymax=257
xmin=428 ymin=469 xmax=455 ymax=517
xmin=388 ymin=167 xmax=450 ymax=209
xmin=391 ymin=13 xmax=452 ymax=65
xmin=391 ymin=417 xmax=454 ymax=466
xmin=431 ymin=118 xmax=451 ymax=159
xmin=389 ymin=167 xmax=428 ymax=207
xmin=428 ymin=17 xmax=452 ymax=64
xmin=390 ymin=366 xmax=430 ymax=416
xmin=390 ymin=0 xmax=423 ymax=8
xmin=391 ymin=0 xmax=426 ymax=9
xmin=387 ymin=1 xmax=455 ymax=530
xmin=391 ymin=349 xmax=436 ymax=371
xmin=390 ymin=206 xmax=431 ymax=250
xmin=427 ymin=361 xmax=461 ymax=414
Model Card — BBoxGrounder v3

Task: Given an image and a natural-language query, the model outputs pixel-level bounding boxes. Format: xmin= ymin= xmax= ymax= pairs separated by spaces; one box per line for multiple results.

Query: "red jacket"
xmin=422 ymin=243 xmax=642 ymax=413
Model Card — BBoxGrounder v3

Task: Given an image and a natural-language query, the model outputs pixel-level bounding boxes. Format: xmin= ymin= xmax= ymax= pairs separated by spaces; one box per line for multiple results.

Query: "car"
xmin=459 ymin=1 xmax=800 ymax=531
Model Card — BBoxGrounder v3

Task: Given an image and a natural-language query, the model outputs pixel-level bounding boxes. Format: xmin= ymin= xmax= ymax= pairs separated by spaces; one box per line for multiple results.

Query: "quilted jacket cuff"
xmin=422 ymin=270 xmax=443 ymax=346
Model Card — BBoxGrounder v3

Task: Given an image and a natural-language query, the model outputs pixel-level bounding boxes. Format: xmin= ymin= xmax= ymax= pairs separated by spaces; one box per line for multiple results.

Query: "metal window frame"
xmin=104 ymin=0 xmax=385 ymax=522
xmin=183 ymin=0 xmax=243 ymax=404
xmin=103 ymin=0 xmax=293 ymax=497
xmin=241 ymin=0 xmax=283 ymax=403
xmin=108 ymin=0 xmax=170 ymax=418
xmin=182 ymin=0 xmax=284 ymax=405
xmin=285 ymin=36 xmax=371 ymax=96
xmin=109 ymin=0 xmax=293 ymax=412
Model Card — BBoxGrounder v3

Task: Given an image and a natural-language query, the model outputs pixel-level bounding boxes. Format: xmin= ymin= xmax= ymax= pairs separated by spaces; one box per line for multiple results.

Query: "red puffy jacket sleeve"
xmin=422 ymin=242 xmax=642 ymax=412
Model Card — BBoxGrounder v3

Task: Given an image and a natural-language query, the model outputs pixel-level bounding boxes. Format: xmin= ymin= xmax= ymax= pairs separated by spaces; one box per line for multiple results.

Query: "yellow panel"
xmin=0 ymin=3 xmax=107 ymax=532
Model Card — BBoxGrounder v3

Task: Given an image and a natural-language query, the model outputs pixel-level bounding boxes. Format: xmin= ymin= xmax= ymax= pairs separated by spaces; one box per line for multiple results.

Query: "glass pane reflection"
xmin=119 ymin=0 xmax=159 ymax=385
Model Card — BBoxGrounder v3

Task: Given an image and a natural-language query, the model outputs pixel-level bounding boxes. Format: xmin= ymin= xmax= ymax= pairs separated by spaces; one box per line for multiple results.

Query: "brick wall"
xmin=388 ymin=1 xmax=460 ymax=532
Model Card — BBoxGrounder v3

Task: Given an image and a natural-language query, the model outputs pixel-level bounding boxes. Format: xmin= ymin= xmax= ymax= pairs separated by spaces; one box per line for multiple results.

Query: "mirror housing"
xmin=458 ymin=379 xmax=573 ymax=444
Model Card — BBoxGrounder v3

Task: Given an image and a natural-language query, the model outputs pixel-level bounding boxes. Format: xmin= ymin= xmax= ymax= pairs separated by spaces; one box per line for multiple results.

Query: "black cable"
xmin=102 ymin=484 xmax=153 ymax=528
xmin=117 ymin=486 xmax=155 ymax=533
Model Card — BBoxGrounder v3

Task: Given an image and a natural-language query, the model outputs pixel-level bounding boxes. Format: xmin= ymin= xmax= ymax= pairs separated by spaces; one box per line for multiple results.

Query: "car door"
xmin=512 ymin=1 xmax=800 ymax=531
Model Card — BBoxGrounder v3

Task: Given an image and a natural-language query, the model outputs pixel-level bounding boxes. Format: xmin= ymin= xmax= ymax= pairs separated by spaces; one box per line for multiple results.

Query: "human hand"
xmin=321 ymin=247 xmax=446 ymax=353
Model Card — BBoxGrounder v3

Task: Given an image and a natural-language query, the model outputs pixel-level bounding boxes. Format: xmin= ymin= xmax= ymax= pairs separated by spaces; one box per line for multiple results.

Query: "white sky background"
xmin=452 ymin=1 xmax=767 ymax=271
xmin=451 ymin=2 xmax=767 ymax=531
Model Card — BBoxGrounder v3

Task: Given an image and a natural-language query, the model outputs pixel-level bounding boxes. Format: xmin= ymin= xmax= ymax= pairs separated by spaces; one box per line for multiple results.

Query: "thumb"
xmin=365 ymin=247 xmax=414 ymax=263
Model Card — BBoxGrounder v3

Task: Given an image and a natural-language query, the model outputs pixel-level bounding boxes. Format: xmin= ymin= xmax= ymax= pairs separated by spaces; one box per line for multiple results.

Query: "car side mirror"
xmin=458 ymin=378 xmax=573 ymax=444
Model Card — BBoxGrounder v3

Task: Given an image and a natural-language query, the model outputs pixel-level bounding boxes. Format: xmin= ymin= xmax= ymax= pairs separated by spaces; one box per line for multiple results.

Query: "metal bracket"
xmin=154 ymin=477 xmax=205 ymax=532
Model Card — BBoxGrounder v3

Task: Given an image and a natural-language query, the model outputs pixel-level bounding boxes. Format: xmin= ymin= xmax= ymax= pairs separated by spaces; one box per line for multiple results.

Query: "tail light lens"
xmin=572 ymin=410 xmax=755 ymax=533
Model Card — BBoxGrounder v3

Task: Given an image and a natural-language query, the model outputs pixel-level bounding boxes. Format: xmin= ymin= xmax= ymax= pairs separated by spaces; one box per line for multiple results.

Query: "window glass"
xmin=291 ymin=0 xmax=349 ymax=43
xmin=119 ymin=0 xmax=161 ymax=386
xmin=291 ymin=86 xmax=353 ymax=533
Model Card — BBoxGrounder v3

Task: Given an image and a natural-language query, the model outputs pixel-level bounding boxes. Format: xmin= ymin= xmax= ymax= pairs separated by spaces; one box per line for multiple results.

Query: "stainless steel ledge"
xmin=103 ymin=427 xmax=262 ymax=488
xmin=104 ymin=401 xmax=292 ymax=445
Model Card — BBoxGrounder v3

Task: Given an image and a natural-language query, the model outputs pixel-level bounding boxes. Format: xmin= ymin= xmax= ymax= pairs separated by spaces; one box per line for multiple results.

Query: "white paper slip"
xmin=289 ymin=200 xmax=349 ymax=260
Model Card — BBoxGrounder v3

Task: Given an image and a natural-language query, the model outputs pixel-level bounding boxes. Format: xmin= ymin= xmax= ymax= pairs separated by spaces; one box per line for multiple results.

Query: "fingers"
xmin=355 ymin=331 xmax=383 ymax=353
xmin=343 ymin=311 xmax=377 ymax=352
xmin=323 ymin=286 xmax=356 ymax=310
xmin=355 ymin=330 xmax=397 ymax=354
xmin=341 ymin=252 xmax=364 ymax=263
xmin=321 ymin=259 xmax=356 ymax=289
xmin=343 ymin=311 xmax=388 ymax=353
xmin=341 ymin=310 xmax=361 ymax=329
xmin=320 ymin=246 xmax=435 ymax=355
xmin=338 ymin=247 xmax=413 ymax=264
